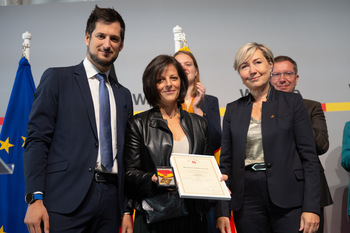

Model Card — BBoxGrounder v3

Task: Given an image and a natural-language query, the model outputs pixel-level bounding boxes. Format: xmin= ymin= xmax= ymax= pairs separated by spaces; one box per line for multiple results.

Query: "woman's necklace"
xmin=160 ymin=108 xmax=179 ymax=119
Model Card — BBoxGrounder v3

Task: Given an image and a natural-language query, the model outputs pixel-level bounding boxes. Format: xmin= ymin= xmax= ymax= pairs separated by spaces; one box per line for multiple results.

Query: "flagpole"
xmin=173 ymin=25 xmax=184 ymax=52
xmin=0 ymin=36 xmax=36 ymax=232
xmin=22 ymin=31 xmax=32 ymax=62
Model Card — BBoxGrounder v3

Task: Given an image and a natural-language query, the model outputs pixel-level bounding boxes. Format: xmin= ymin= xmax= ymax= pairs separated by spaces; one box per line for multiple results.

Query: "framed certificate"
xmin=170 ymin=153 xmax=231 ymax=200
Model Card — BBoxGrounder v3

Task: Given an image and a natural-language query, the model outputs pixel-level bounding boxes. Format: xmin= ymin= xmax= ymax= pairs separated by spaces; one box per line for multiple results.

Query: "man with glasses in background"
xmin=270 ymin=56 xmax=333 ymax=233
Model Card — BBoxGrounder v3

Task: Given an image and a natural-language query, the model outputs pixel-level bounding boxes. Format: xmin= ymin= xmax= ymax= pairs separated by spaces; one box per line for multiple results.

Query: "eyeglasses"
xmin=271 ymin=72 xmax=296 ymax=79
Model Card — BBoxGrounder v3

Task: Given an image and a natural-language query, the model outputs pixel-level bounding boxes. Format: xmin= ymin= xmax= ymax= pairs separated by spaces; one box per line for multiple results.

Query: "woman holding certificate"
xmin=216 ymin=42 xmax=320 ymax=233
xmin=124 ymin=55 xmax=212 ymax=233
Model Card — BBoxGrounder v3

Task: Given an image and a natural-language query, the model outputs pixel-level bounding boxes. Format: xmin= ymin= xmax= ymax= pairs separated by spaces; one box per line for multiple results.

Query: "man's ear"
xmin=119 ymin=41 xmax=124 ymax=52
xmin=269 ymin=62 xmax=274 ymax=73
xmin=84 ymin=32 xmax=90 ymax=46
xmin=295 ymin=74 xmax=300 ymax=85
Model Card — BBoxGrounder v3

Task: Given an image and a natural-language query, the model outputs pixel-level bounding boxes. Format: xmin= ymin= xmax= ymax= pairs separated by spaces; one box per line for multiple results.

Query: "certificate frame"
xmin=170 ymin=153 xmax=231 ymax=200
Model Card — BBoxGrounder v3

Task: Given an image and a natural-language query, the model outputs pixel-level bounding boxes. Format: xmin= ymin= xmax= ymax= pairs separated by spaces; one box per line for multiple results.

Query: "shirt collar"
xmin=83 ymin=57 xmax=111 ymax=83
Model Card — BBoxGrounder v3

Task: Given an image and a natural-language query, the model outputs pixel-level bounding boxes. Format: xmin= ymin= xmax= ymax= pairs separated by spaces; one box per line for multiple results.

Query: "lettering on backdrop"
xmin=239 ymin=89 xmax=250 ymax=97
xmin=134 ymin=88 xmax=300 ymax=105
xmin=132 ymin=93 xmax=147 ymax=105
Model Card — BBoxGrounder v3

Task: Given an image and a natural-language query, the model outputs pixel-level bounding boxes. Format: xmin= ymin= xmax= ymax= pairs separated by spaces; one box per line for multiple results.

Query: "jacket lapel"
xmin=149 ymin=108 xmax=169 ymax=131
xmin=73 ymin=63 xmax=98 ymax=139
xmin=261 ymin=88 xmax=278 ymax=136
xmin=148 ymin=107 xmax=194 ymax=153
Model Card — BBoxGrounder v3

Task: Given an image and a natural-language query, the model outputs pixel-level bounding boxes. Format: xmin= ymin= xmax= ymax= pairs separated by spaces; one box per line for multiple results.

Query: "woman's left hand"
xmin=120 ymin=214 xmax=133 ymax=233
xmin=192 ymin=82 xmax=206 ymax=116
xmin=220 ymin=174 xmax=231 ymax=194
xmin=299 ymin=212 xmax=320 ymax=233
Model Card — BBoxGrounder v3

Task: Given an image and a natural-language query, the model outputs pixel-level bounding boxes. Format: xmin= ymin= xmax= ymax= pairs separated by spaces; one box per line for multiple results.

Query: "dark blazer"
xmin=304 ymin=99 xmax=333 ymax=207
xmin=200 ymin=95 xmax=221 ymax=152
xmin=23 ymin=62 xmax=133 ymax=216
xmin=217 ymin=86 xmax=320 ymax=217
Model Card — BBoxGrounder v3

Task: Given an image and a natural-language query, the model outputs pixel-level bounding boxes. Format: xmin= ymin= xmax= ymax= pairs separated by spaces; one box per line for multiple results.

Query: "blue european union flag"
xmin=0 ymin=57 xmax=35 ymax=233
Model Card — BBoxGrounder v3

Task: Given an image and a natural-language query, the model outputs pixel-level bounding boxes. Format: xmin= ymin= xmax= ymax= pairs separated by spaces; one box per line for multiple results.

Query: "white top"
xmin=172 ymin=136 xmax=190 ymax=154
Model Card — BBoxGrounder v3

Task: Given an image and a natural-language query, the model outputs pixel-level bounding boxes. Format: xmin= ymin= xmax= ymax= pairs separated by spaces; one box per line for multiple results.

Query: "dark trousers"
xmin=233 ymin=170 xmax=302 ymax=233
xmin=47 ymin=180 xmax=120 ymax=233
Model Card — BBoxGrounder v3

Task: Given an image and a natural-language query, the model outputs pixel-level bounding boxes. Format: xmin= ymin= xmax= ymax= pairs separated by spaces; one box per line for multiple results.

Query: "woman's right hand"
xmin=217 ymin=216 xmax=231 ymax=233
xmin=151 ymin=174 xmax=158 ymax=183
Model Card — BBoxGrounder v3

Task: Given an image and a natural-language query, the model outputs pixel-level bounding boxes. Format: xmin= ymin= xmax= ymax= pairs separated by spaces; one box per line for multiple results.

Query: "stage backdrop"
xmin=0 ymin=0 xmax=350 ymax=232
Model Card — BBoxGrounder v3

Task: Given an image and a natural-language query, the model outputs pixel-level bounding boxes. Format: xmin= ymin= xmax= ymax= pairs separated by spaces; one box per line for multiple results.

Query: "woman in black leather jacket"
xmin=124 ymin=55 xmax=212 ymax=233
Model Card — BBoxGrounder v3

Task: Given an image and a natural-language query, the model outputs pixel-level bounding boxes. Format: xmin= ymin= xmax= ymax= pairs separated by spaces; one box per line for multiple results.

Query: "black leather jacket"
xmin=124 ymin=107 xmax=212 ymax=212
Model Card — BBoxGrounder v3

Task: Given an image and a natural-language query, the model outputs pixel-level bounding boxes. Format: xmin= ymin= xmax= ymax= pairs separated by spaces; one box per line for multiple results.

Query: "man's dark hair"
xmin=274 ymin=55 xmax=298 ymax=74
xmin=85 ymin=5 xmax=125 ymax=42
xmin=142 ymin=55 xmax=188 ymax=107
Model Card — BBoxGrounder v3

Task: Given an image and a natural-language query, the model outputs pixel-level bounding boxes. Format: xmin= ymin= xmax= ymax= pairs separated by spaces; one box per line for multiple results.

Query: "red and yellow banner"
xmin=1 ymin=102 xmax=349 ymax=127
xmin=220 ymin=102 xmax=350 ymax=116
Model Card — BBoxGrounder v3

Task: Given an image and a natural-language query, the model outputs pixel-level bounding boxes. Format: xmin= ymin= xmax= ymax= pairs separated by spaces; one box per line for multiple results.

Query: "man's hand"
xmin=24 ymin=200 xmax=49 ymax=233
xmin=299 ymin=212 xmax=319 ymax=233
xmin=217 ymin=216 xmax=231 ymax=233
xmin=120 ymin=213 xmax=133 ymax=233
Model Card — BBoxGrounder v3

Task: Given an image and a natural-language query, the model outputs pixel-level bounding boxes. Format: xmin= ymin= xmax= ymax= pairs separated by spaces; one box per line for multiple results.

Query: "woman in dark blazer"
xmin=124 ymin=55 xmax=212 ymax=233
xmin=216 ymin=42 xmax=320 ymax=233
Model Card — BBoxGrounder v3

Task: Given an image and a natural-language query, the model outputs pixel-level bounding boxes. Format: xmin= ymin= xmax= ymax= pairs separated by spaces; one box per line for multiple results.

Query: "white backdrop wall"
xmin=0 ymin=0 xmax=350 ymax=232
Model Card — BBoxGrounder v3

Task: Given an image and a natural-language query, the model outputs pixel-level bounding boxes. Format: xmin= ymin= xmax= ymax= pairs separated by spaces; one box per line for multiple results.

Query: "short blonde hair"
xmin=234 ymin=42 xmax=274 ymax=71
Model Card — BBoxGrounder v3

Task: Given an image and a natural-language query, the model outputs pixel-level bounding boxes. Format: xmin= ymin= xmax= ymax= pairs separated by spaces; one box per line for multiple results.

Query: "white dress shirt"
xmin=83 ymin=58 xmax=118 ymax=173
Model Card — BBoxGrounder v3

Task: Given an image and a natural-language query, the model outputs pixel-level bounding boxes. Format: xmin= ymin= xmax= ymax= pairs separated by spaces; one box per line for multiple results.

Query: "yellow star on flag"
xmin=0 ymin=138 xmax=14 ymax=154
xmin=0 ymin=225 xmax=6 ymax=233
xmin=22 ymin=136 xmax=26 ymax=147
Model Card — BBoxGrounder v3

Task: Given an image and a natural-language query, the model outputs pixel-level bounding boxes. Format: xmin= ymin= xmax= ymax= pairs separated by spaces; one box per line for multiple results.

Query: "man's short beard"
xmin=88 ymin=50 xmax=117 ymax=68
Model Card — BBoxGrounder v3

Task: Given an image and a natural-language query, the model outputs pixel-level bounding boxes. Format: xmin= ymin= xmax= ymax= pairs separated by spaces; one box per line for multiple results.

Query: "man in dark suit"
xmin=23 ymin=6 xmax=133 ymax=233
xmin=270 ymin=55 xmax=333 ymax=233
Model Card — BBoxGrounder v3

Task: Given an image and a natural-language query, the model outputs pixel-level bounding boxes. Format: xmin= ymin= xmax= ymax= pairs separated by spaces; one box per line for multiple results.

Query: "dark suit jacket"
xmin=217 ymin=86 xmax=320 ymax=217
xmin=200 ymin=95 xmax=221 ymax=152
xmin=23 ymin=62 xmax=133 ymax=216
xmin=304 ymin=99 xmax=333 ymax=207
